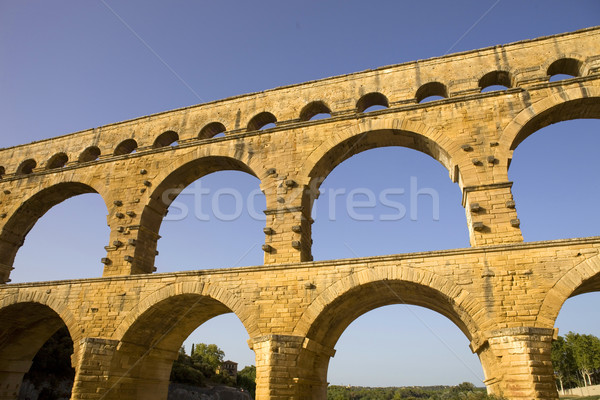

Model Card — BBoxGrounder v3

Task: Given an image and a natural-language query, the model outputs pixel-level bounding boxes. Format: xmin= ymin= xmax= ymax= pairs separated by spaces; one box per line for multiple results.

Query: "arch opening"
xmin=247 ymin=112 xmax=277 ymax=131
xmin=311 ymin=144 xmax=467 ymax=260
xmin=328 ymin=305 xmax=484 ymax=388
xmin=141 ymin=156 xmax=265 ymax=272
xmin=114 ymin=138 xmax=138 ymax=155
xmin=305 ymin=129 xmax=463 ymax=260
xmin=46 ymin=152 xmax=68 ymax=169
xmin=509 ymin=118 xmax=600 ymax=242
xmin=299 ymin=101 xmax=332 ymax=121
xmin=416 ymin=82 xmax=448 ymax=103
xmin=78 ymin=146 xmax=101 ymax=163
xmin=112 ymin=293 xmax=255 ymax=397
xmin=548 ymin=58 xmax=582 ymax=82
xmin=16 ymin=159 xmax=36 ymax=175
xmin=356 ymin=92 xmax=389 ymax=113
xmin=479 ymin=70 xmax=512 ymax=92
xmin=153 ymin=130 xmax=179 ymax=148
xmin=549 ymin=268 xmax=600 ymax=391
xmin=0 ymin=302 xmax=75 ymax=399
xmin=2 ymin=183 xmax=109 ymax=283
xmin=199 ymin=122 xmax=226 ymax=139
xmin=299 ymin=278 xmax=482 ymax=393
xmin=0 ymin=166 xmax=5 ymax=179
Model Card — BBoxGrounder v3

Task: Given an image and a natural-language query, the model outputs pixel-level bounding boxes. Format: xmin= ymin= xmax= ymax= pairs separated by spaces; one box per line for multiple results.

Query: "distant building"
xmin=217 ymin=360 xmax=238 ymax=379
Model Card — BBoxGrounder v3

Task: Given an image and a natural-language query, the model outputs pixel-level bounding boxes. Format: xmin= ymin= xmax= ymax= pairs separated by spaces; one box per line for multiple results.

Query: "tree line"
xmin=327 ymin=382 xmax=503 ymax=400
xmin=552 ymin=332 xmax=600 ymax=392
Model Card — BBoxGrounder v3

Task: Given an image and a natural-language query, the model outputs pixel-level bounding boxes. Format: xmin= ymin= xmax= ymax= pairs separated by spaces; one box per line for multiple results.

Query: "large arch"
xmin=499 ymin=85 xmax=600 ymax=155
xmin=0 ymin=297 xmax=80 ymax=399
xmin=539 ymin=252 xmax=600 ymax=329
xmin=134 ymin=152 xmax=262 ymax=272
xmin=292 ymin=266 xmax=482 ymax=397
xmin=105 ymin=283 xmax=256 ymax=399
xmin=0 ymin=181 xmax=109 ymax=283
xmin=300 ymin=120 xmax=463 ymax=194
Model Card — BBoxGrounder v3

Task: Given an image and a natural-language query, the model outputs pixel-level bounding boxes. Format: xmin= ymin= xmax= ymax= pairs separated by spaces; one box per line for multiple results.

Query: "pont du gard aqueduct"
xmin=1 ymin=26 xmax=600 ymax=400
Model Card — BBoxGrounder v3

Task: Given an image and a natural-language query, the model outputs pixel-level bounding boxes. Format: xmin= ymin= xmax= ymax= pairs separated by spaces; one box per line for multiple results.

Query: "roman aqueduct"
xmin=1 ymin=27 xmax=600 ymax=399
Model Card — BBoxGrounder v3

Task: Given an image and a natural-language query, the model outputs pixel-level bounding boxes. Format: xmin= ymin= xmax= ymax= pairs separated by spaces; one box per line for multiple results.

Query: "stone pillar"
xmin=71 ymin=338 xmax=119 ymax=400
xmin=262 ymin=178 xmax=313 ymax=265
xmin=102 ymin=206 xmax=159 ymax=277
xmin=72 ymin=338 xmax=176 ymax=400
xmin=0 ymin=359 xmax=31 ymax=400
xmin=474 ymin=327 xmax=558 ymax=400
xmin=250 ymin=335 xmax=335 ymax=400
xmin=463 ymin=182 xmax=523 ymax=246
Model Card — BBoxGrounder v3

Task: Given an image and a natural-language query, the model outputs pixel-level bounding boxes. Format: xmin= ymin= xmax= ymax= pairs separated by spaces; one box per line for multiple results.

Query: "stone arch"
xmin=299 ymin=100 xmax=332 ymax=121
xmin=46 ymin=152 xmax=69 ymax=169
xmin=499 ymin=84 xmax=600 ymax=155
xmin=107 ymin=283 xmax=256 ymax=398
xmin=114 ymin=281 xmax=259 ymax=341
xmin=0 ymin=181 xmax=109 ymax=283
xmin=479 ymin=70 xmax=513 ymax=91
xmin=247 ymin=111 xmax=277 ymax=131
xmin=299 ymin=119 xmax=463 ymax=194
xmin=0 ymin=296 xmax=81 ymax=397
xmin=153 ymin=130 xmax=179 ymax=148
xmin=198 ymin=121 xmax=226 ymax=139
xmin=133 ymin=149 xmax=263 ymax=273
xmin=113 ymin=138 xmax=138 ymax=155
xmin=538 ymin=253 xmax=600 ymax=329
xmin=292 ymin=265 xmax=483 ymax=397
xmin=78 ymin=146 xmax=101 ymax=163
xmin=16 ymin=158 xmax=36 ymax=175
xmin=416 ymin=81 xmax=448 ymax=103
xmin=546 ymin=56 xmax=584 ymax=79
xmin=356 ymin=92 xmax=389 ymax=113
xmin=294 ymin=266 xmax=482 ymax=344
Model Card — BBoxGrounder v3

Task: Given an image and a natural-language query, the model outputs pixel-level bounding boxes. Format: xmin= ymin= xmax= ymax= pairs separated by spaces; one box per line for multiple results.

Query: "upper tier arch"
xmin=0 ymin=181 xmax=109 ymax=283
xmin=299 ymin=119 xmax=463 ymax=193
xmin=500 ymin=84 xmax=600 ymax=155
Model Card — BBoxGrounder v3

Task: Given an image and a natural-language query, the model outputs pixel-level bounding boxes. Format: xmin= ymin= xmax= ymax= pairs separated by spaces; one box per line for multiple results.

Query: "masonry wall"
xmin=0 ymin=26 xmax=599 ymax=400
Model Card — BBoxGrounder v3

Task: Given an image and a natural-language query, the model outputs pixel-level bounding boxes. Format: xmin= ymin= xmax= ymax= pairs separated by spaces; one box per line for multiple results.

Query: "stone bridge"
xmin=0 ymin=26 xmax=599 ymax=399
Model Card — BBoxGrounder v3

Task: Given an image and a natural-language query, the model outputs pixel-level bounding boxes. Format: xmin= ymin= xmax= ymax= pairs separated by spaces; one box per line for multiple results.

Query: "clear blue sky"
xmin=1 ymin=0 xmax=599 ymax=387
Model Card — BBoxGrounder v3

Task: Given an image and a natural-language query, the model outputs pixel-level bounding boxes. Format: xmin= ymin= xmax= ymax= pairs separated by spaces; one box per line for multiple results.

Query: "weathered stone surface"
xmin=0 ymin=27 xmax=599 ymax=400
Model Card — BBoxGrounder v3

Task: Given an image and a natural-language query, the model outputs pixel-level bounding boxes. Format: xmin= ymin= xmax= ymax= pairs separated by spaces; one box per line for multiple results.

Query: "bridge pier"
xmin=71 ymin=338 xmax=119 ymax=400
xmin=0 ymin=360 xmax=31 ymax=400
xmin=463 ymin=182 xmax=523 ymax=246
xmin=250 ymin=335 xmax=334 ymax=400
xmin=475 ymin=327 xmax=558 ymax=400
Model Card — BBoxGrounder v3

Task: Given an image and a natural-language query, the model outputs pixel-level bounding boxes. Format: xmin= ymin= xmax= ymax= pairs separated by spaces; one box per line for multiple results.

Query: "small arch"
xmin=247 ymin=112 xmax=277 ymax=131
xmin=416 ymin=82 xmax=448 ymax=103
xmin=46 ymin=153 xmax=68 ymax=170
xmin=356 ymin=92 xmax=389 ymax=113
xmin=0 ymin=166 xmax=5 ymax=179
xmin=199 ymin=122 xmax=227 ymax=139
xmin=153 ymin=130 xmax=179 ymax=148
xmin=113 ymin=139 xmax=138 ymax=156
xmin=547 ymin=57 xmax=582 ymax=81
xmin=78 ymin=146 xmax=101 ymax=163
xmin=300 ymin=101 xmax=332 ymax=121
xmin=479 ymin=70 xmax=512 ymax=92
xmin=16 ymin=159 xmax=36 ymax=175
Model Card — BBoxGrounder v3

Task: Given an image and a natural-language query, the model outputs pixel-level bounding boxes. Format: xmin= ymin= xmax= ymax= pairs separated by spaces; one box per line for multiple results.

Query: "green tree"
xmin=237 ymin=365 xmax=257 ymax=397
xmin=566 ymin=332 xmax=600 ymax=386
xmin=191 ymin=343 xmax=225 ymax=374
xmin=551 ymin=335 xmax=578 ymax=392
